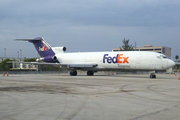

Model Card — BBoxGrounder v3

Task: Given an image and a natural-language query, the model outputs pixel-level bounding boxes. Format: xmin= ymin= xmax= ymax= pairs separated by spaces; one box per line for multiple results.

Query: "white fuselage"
xmin=56 ymin=51 xmax=175 ymax=71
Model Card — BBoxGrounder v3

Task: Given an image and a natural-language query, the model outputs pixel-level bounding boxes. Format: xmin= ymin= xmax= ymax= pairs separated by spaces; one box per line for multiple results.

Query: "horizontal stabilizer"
xmin=15 ymin=38 xmax=42 ymax=41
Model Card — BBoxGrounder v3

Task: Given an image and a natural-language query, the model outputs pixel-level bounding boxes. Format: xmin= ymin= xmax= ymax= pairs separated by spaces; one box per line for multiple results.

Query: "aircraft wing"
xmin=11 ymin=62 xmax=98 ymax=68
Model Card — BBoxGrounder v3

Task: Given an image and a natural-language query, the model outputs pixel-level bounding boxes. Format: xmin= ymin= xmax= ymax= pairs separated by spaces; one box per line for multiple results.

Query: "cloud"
xmin=0 ymin=0 xmax=180 ymax=59
xmin=0 ymin=0 xmax=180 ymax=27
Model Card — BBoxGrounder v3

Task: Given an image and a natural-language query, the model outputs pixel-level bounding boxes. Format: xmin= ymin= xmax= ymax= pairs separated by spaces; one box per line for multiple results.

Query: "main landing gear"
xmin=150 ymin=73 xmax=156 ymax=78
xmin=70 ymin=70 xmax=94 ymax=76
xmin=87 ymin=71 xmax=94 ymax=76
xmin=70 ymin=70 xmax=77 ymax=76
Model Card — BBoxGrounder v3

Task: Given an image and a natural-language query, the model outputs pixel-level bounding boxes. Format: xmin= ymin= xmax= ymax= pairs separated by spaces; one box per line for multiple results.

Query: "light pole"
xmin=4 ymin=48 xmax=6 ymax=58
xmin=17 ymin=51 xmax=19 ymax=61
xmin=20 ymin=50 xmax=22 ymax=61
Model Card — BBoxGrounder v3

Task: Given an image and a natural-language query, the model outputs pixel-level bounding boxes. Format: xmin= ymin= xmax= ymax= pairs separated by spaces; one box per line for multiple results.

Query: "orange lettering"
xmin=43 ymin=46 xmax=47 ymax=51
xmin=117 ymin=54 xmax=123 ymax=63
xmin=123 ymin=57 xmax=129 ymax=63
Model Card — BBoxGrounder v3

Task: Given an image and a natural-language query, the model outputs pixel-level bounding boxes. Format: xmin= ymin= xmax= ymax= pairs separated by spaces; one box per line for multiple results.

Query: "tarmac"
xmin=0 ymin=73 xmax=180 ymax=120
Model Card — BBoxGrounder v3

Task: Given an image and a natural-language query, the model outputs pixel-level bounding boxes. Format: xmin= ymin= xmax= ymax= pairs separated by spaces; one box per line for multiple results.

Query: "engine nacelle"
xmin=51 ymin=47 xmax=66 ymax=54
xmin=36 ymin=56 xmax=57 ymax=62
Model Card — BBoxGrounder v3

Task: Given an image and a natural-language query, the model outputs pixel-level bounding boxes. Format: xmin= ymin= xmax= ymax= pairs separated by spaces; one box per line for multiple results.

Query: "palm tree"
xmin=175 ymin=55 xmax=179 ymax=62
xmin=175 ymin=55 xmax=179 ymax=72
xmin=119 ymin=38 xmax=134 ymax=51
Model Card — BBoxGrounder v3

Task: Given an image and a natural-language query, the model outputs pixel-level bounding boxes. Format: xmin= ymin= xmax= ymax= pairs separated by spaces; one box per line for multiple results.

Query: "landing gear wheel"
xmin=150 ymin=73 xmax=156 ymax=78
xmin=70 ymin=71 xmax=77 ymax=76
xmin=153 ymin=75 xmax=156 ymax=78
xmin=87 ymin=71 xmax=94 ymax=76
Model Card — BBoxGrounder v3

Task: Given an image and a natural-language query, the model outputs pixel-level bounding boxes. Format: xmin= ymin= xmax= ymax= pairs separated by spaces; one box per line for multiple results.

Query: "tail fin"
xmin=15 ymin=37 xmax=55 ymax=57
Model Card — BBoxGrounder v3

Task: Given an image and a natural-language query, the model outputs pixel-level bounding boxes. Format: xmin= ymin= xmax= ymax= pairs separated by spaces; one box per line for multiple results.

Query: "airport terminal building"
xmin=112 ymin=45 xmax=171 ymax=58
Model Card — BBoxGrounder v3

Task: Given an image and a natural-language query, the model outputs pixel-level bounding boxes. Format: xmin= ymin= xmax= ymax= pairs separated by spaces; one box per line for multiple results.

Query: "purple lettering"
xmin=112 ymin=54 xmax=119 ymax=63
xmin=103 ymin=54 xmax=109 ymax=63
xmin=107 ymin=57 xmax=112 ymax=63
xmin=103 ymin=54 xmax=118 ymax=64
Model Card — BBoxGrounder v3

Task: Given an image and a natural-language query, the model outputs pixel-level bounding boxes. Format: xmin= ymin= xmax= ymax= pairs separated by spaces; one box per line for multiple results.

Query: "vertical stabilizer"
xmin=16 ymin=37 xmax=55 ymax=57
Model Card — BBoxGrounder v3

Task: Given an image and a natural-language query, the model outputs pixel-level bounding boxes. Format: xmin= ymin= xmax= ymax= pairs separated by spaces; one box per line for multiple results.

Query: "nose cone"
xmin=168 ymin=59 xmax=175 ymax=68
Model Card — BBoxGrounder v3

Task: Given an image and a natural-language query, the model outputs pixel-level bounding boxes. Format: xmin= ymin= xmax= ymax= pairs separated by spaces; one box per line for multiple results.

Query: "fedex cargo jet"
xmin=16 ymin=37 xmax=175 ymax=78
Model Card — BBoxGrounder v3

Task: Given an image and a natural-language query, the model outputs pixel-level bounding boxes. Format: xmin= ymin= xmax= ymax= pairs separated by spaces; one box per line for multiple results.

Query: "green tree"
xmin=39 ymin=65 xmax=59 ymax=71
xmin=175 ymin=55 xmax=179 ymax=62
xmin=24 ymin=58 xmax=36 ymax=62
xmin=120 ymin=38 xmax=134 ymax=51
xmin=0 ymin=59 xmax=13 ymax=71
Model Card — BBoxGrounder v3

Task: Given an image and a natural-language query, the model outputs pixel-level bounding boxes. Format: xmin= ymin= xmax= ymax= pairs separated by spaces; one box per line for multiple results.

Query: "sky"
xmin=0 ymin=0 xmax=180 ymax=60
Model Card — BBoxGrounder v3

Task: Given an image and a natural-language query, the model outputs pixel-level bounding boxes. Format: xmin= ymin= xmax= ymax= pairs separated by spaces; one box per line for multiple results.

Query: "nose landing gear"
xmin=150 ymin=73 xmax=156 ymax=78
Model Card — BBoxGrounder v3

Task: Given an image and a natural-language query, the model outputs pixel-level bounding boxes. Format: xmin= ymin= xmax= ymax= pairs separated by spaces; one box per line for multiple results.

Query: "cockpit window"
xmin=162 ymin=55 xmax=167 ymax=58
xmin=157 ymin=55 xmax=167 ymax=59
xmin=157 ymin=56 xmax=161 ymax=59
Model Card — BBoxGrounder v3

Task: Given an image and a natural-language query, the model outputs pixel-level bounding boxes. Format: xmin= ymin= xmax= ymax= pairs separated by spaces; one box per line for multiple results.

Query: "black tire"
xmin=73 ymin=71 xmax=77 ymax=76
xmin=150 ymin=74 xmax=156 ymax=79
xmin=70 ymin=71 xmax=77 ymax=76
xmin=150 ymin=74 xmax=152 ymax=78
xmin=153 ymin=75 xmax=156 ymax=78
xmin=87 ymin=71 xmax=94 ymax=76
xmin=70 ymin=71 xmax=73 ymax=76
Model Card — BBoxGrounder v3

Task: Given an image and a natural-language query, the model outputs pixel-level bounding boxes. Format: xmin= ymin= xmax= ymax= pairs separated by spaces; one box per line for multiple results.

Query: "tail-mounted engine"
xmin=36 ymin=46 xmax=66 ymax=62
xmin=36 ymin=56 xmax=58 ymax=62
xmin=51 ymin=47 xmax=66 ymax=54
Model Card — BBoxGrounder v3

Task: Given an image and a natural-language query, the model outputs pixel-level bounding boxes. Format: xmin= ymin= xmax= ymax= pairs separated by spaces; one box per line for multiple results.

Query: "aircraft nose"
xmin=168 ymin=59 xmax=175 ymax=68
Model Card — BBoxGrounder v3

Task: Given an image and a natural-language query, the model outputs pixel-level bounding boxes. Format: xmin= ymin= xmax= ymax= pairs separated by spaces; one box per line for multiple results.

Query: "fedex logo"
xmin=39 ymin=46 xmax=48 ymax=51
xmin=103 ymin=54 xmax=129 ymax=64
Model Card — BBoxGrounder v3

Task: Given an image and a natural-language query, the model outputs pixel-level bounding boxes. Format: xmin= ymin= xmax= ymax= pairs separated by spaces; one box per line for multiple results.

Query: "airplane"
xmin=15 ymin=37 xmax=175 ymax=78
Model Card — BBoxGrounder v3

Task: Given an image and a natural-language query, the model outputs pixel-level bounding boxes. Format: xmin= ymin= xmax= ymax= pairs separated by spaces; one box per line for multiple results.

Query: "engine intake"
xmin=52 ymin=56 xmax=57 ymax=61
xmin=62 ymin=47 xmax=66 ymax=52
